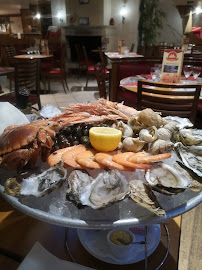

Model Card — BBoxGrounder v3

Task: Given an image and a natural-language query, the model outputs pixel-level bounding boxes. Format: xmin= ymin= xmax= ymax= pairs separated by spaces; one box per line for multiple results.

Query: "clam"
xmin=145 ymin=162 xmax=191 ymax=195
xmin=149 ymin=139 xmax=174 ymax=155
xmin=123 ymin=137 xmax=145 ymax=152
xmin=127 ymin=115 xmax=144 ymax=132
xmin=139 ymin=126 xmax=158 ymax=143
xmin=157 ymin=127 xmax=172 ymax=141
xmin=116 ymin=121 xmax=133 ymax=138
xmin=66 ymin=170 xmax=129 ymax=209
xmin=129 ymin=180 xmax=166 ymax=216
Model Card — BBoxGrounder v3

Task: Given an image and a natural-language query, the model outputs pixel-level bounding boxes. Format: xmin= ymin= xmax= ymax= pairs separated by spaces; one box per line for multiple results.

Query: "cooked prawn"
xmin=47 ymin=146 xmax=75 ymax=167
xmin=128 ymin=152 xmax=172 ymax=163
xmin=76 ymin=149 xmax=105 ymax=169
xmin=112 ymin=152 xmax=151 ymax=170
xmin=95 ymin=152 xmax=135 ymax=171
xmin=62 ymin=145 xmax=87 ymax=169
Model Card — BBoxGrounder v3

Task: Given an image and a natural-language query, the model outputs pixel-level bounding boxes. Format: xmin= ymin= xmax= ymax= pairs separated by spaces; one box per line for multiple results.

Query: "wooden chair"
xmin=98 ymin=48 xmax=109 ymax=79
xmin=82 ymin=45 xmax=97 ymax=87
xmin=0 ymin=59 xmax=41 ymax=110
xmin=95 ymin=66 xmax=107 ymax=99
xmin=42 ymin=45 xmax=69 ymax=94
xmin=137 ymin=80 xmax=201 ymax=124
xmin=2 ymin=46 xmax=16 ymax=91
xmin=130 ymin=43 xmax=135 ymax=52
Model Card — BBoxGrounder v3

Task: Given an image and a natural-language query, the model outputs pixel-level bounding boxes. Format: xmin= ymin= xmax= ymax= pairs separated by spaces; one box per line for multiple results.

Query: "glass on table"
xmin=150 ymin=67 xmax=157 ymax=81
xmin=123 ymin=46 xmax=130 ymax=55
xmin=192 ymin=66 xmax=201 ymax=81
xmin=183 ymin=65 xmax=193 ymax=81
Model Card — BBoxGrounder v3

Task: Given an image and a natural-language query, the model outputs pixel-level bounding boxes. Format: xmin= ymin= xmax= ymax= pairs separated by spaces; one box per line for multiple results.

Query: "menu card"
xmin=161 ymin=49 xmax=184 ymax=83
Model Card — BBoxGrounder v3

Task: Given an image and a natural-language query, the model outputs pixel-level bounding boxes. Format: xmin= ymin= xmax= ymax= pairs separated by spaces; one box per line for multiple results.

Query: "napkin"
xmin=121 ymin=82 xmax=137 ymax=86
xmin=17 ymin=242 xmax=95 ymax=270
xmin=0 ymin=102 xmax=29 ymax=134
xmin=140 ymin=74 xmax=152 ymax=80
xmin=181 ymin=77 xmax=197 ymax=81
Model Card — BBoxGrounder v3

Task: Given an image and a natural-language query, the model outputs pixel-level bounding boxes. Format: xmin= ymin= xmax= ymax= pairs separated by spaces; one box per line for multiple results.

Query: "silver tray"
xmin=0 ymin=168 xmax=201 ymax=230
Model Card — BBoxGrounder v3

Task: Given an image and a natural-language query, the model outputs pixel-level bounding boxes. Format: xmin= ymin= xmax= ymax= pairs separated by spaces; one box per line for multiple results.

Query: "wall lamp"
xmin=57 ymin=11 xmax=63 ymax=22
xmin=120 ymin=0 xmax=128 ymax=24
xmin=35 ymin=13 xmax=41 ymax=19
xmin=195 ymin=1 xmax=202 ymax=14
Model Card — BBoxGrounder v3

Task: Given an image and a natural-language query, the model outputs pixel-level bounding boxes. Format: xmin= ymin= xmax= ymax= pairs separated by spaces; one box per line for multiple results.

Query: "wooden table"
xmin=14 ymin=54 xmax=53 ymax=60
xmin=120 ymin=76 xmax=202 ymax=101
xmin=105 ymin=52 xmax=143 ymax=101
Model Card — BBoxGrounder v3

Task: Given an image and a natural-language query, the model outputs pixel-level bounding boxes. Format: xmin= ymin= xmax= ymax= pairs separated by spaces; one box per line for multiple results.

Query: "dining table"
xmin=104 ymin=52 xmax=144 ymax=101
xmin=119 ymin=75 xmax=202 ymax=102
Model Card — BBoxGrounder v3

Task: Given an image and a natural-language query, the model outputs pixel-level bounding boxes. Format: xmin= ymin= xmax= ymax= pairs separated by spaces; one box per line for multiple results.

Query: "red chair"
xmin=82 ymin=46 xmax=97 ymax=87
xmin=42 ymin=45 xmax=69 ymax=94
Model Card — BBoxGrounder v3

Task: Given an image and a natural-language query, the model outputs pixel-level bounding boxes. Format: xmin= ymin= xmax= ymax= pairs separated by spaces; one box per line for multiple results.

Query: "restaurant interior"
xmin=0 ymin=0 xmax=202 ymax=269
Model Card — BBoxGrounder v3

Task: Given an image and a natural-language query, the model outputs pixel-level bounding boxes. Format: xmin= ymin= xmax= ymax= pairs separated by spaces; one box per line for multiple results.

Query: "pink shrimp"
xmin=75 ymin=149 xmax=105 ymax=169
xmin=62 ymin=145 xmax=87 ymax=169
xmin=128 ymin=152 xmax=172 ymax=163
xmin=95 ymin=152 xmax=135 ymax=171
xmin=47 ymin=146 xmax=75 ymax=167
xmin=112 ymin=152 xmax=151 ymax=170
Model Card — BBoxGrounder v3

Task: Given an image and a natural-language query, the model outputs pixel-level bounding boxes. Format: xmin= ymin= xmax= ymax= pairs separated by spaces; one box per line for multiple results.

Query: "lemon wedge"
xmin=89 ymin=127 xmax=122 ymax=152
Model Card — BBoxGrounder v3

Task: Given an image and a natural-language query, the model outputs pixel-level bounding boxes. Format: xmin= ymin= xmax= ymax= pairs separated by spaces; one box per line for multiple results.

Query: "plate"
xmin=77 ymin=225 xmax=161 ymax=265
xmin=120 ymin=76 xmax=138 ymax=86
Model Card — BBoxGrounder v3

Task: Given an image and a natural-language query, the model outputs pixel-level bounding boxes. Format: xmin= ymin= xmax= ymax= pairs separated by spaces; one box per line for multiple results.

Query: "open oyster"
xmin=173 ymin=129 xmax=202 ymax=146
xmin=175 ymin=142 xmax=202 ymax=177
xmin=145 ymin=162 xmax=191 ymax=195
xmin=129 ymin=180 xmax=166 ymax=216
xmin=4 ymin=162 xmax=67 ymax=197
xmin=66 ymin=170 xmax=129 ymax=209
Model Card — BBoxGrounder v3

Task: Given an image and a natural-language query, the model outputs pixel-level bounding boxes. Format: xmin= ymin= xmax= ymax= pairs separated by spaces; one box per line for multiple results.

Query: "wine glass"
xmin=183 ymin=65 xmax=193 ymax=82
xmin=192 ymin=66 xmax=201 ymax=81
xmin=150 ymin=67 xmax=156 ymax=81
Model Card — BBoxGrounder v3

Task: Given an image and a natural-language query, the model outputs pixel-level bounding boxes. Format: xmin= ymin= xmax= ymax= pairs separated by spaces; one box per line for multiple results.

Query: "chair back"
xmin=137 ymin=80 xmax=201 ymax=124
xmin=95 ymin=66 xmax=107 ymax=99
xmin=82 ymin=46 xmax=90 ymax=67
xmin=75 ymin=44 xmax=83 ymax=62
xmin=15 ymin=59 xmax=41 ymax=109
xmin=2 ymin=46 xmax=16 ymax=66
xmin=98 ymin=48 xmax=107 ymax=71
xmin=130 ymin=43 xmax=135 ymax=52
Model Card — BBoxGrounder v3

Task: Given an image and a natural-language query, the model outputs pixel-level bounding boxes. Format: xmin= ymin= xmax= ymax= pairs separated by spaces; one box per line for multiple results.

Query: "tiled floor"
xmin=0 ymin=74 xmax=100 ymax=109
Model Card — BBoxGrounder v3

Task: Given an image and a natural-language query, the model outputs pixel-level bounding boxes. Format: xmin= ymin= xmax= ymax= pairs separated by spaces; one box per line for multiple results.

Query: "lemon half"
xmin=89 ymin=127 xmax=122 ymax=152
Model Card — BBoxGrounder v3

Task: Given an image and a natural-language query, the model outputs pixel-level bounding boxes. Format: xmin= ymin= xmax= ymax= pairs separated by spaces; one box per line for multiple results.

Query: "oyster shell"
xmin=145 ymin=162 xmax=191 ymax=195
xmin=66 ymin=170 xmax=93 ymax=208
xmin=66 ymin=170 xmax=129 ymax=209
xmin=173 ymin=129 xmax=202 ymax=146
xmin=163 ymin=116 xmax=193 ymax=129
xmin=18 ymin=162 xmax=67 ymax=197
xmin=175 ymin=142 xmax=202 ymax=177
xmin=129 ymin=180 xmax=166 ymax=216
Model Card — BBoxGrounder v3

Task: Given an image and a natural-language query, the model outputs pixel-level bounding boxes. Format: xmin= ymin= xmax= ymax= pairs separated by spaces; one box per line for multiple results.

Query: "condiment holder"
xmin=107 ymin=229 xmax=136 ymax=259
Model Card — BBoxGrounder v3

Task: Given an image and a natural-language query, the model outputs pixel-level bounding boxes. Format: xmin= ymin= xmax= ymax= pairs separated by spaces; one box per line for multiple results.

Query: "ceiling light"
xmin=195 ymin=6 xmax=202 ymax=14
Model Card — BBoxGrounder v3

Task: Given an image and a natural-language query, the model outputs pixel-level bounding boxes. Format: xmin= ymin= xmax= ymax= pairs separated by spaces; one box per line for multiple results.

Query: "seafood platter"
xmin=0 ymin=99 xmax=201 ymax=229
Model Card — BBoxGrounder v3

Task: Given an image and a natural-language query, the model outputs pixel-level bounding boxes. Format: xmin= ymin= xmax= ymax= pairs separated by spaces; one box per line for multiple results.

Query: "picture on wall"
xmin=79 ymin=17 xmax=89 ymax=25
xmin=0 ymin=16 xmax=10 ymax=33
